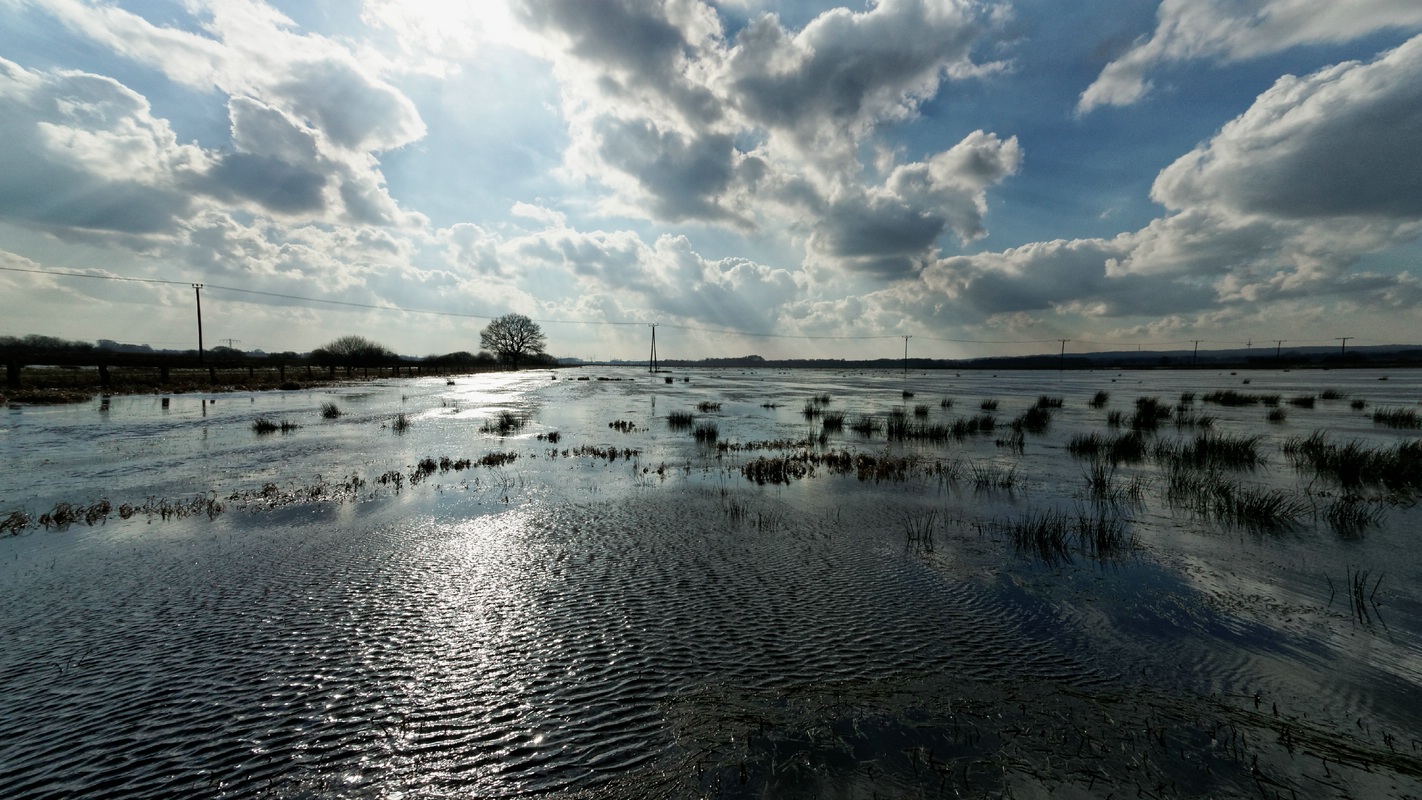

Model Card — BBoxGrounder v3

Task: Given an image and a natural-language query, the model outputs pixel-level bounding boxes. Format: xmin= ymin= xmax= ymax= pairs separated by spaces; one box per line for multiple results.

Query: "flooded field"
xmin=2 ymin=366 xmax=1421 ymax=798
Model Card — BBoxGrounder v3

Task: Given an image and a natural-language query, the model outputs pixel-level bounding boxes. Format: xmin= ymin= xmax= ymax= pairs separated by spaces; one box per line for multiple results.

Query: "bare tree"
xmin=311 ymin=334 xmax=396 ymax=376
xmin=479 ymin=314 xmax=546 ymax=370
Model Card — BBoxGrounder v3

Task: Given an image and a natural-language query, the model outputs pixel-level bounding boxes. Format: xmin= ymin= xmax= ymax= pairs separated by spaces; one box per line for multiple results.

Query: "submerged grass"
xmin=479 ymin=411 xmax=523 ymax=436
xmin=252 ymin=417 xmax=300 ymax=434
xmin=1284 ymin=431 xmax=1422 ymax=492
xmin=1372 ymin=407 xmax=1421 ymax=429
xmin=1069 ymin=430 xmax=1147 ymax=464
xmin=1153 ymin=433 xmax=1265 ymax=471
xmin=692 ymin=421 xmax=719 ymax=443
xmin=1088 ymin=390 xmax=1109 ymax=409
xmin=1002 ymin=507 xmax=1135 ymax=564
xmin=320 ymin=402 xmax=342 ymax=419
xmin=667 ymin=411 xmax=696 ymax=430
xmin=1164 ymin=469 xmax=1306 ymax=531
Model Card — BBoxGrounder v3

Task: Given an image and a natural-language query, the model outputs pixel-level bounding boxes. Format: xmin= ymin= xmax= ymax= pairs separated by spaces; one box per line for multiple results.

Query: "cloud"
xmin=0 ymin=57 xmax=204 ymax=235
xmin=1079 ymin=0 xmax=1422 ymax=113
xmin=30 ymin=0 xmax=424 ymax=226
xmin=1152 ymin=35 xmax=1422 ymax=220
xmin=510 ymin=0 xmax=1014 ymax=275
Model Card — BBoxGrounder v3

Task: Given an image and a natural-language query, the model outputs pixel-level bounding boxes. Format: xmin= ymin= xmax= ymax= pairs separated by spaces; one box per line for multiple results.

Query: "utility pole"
xmin=1057 ymin=339 xmax=1070 ymax=371
xmin=648 ymin=323 xmax=657 ymax=373
xmin=192 ymin=283 xmax=205 ymax=364
xmin=1192 ymin=339 xmax=1202 ymax=366
xmin=902 ymin=335 xmax=911 ymax=376
xmin=1274 ymin=339 xmax=1286 ymax=360
xmin=1337 ymin=337 xmax=1352 ymax=356
xmin=220 ymin=338 xmax=241 ymax=350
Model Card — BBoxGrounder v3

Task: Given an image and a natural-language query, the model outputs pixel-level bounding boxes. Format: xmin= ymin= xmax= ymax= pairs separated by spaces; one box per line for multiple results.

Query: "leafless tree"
xmin=479 ymin=314 xmax=546 ymax=370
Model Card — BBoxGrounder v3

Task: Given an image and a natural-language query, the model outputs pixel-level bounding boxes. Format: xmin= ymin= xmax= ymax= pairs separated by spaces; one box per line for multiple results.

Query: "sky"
xmin=1 ymin=0 xmax=1421 ymax=362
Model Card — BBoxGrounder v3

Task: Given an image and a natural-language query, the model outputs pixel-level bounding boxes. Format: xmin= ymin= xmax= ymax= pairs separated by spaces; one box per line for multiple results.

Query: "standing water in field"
xmin=2 ymin=367 xmax=1421 ymax=798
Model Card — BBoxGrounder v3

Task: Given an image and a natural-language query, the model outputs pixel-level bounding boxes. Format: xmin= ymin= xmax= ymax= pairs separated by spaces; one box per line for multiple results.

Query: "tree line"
xmin=3 ymin=313 xmax=553 ymax=374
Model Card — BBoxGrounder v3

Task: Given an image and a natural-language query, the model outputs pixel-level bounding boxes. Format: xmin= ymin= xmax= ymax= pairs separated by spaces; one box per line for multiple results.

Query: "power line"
xmin=0 ymin=263 xmax=1397 ymax=351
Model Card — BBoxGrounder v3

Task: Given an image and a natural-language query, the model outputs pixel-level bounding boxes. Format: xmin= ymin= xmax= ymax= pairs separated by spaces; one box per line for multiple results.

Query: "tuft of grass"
xmin=1130 ymin=397 xmax=1172 ymax=431
xmin=1266 ymin=407 xmax=1288 ymax=423
xmin=1088 ymin=390 xmax=1110 ymax=409
xmin=913 ymin=403 xmax=930 ymax=418
xmin=1350 ymin=399 xmax=1367 ymax=411
xmin=667 ymin=411 xmax=696 ymax=430
xmin=904 ymin=509 xmax=936 ymax=552
xmin=1035 ymin=395 xmax=1064 ymax=409
xmin=697 ymin=401 xmax=722 ymax=412
xmin=820 ymin=411 xmax=845 ymax=432
xmin=1320 ymin=389 xmax=1347 ymax=400
xmin=1069 ymin=431 xmax=1148 ymax=464
xmin=970 ymin=462 xmax=1017 ymax=490
xmin=980 ymin=398 xmax=999 ymax=411
xmin=253 ymin=417 xmax=301 ymax=434
xmin=1324 ymin=496 xmax=1385 ymax=537
xmin=939 ymin=397 xmax=954 ymax=409
xmin=1179 ymin=391 xmax=1196 ymax=406
xmin=478 ymin=411 xmax=523 ymax=436
xmin=1012 ymin=405 xmax=1053 ymax=435
xmin=1173 ymin=410 xmax=1216 ymax=429
xmin=1164 ymin=468 xmax=1305 ymax=530
xmin=1154 ymin=433 xmax=1265 ymax=471
xmin=320 ymin=402 xmax=342 ymax=419
xmin=902 ymin=390 xmax=916 ymax=399
xmin=1202 ymin=390 xmax=1260 ymax=406
xmin=812 ymin=393 xmax=832 ymax=406
xmin=1283 ymin=432 xmax=1422 ymax=491
xmin=1106 ymin=410 xmax=1124 ymax=428
xmin=692 ymin=420 xmax=719 ymax=443
xmin=801 ymin=402 xmax=823 ymax=420
xmin=849 ymin=415 xmax=881 ymax=436
xmin=1372 ymin=407 xmax=1421 ymax=429
xmin=1287 ymin=395 xmax=1316 ymax=409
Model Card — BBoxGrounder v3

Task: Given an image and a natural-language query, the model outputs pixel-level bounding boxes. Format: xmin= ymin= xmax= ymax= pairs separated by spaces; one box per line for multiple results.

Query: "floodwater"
xmin=2 ymin=366 xmax=1421 ymax=798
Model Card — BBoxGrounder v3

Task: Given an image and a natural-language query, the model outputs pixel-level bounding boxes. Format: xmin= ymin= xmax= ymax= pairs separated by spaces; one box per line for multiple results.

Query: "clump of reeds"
xmin=1179 ymin=391 xmax=1196 ymax=406
xmin=821 ymin=411 xmax=845 ymax=432
xmin=849 ymin=415 xmax=881 ymax=436
xmin=939 ymin=397 xmax=954 ymax=409
xmin=1320 ymin=389 xmax=1346 ymax=400
xmin=608 ymin=420 xmax=638 ymax=433
xmin=2 ymin=510 xmax=33 ymax=536
xmin=801 ymin=401 xmax=823 ymax=420
xmin=980 ymin=398 xmax=999 ymax=411
xmin=760 ymin=402 xmax=780 ymax=409
xmin=538 ymin=431 xmax=562 ymax=443
xmin=1130 ymin=396 xmax=1172 ymax=431
xmin=1323 ymin=496 xmax=1385 ymax=537
xmin=902 ymin=390 xmax=915 ymax=399
xmin=1035 ymin=396 xmax=1064 ymax=409
xmin=1173 ymin=409 xmax=1216 ymax=429
xmin=389 ymin=413 xmax=411 ymax=433
xmin=1288 ymin=395 xmax=1316 ymax=409
xmin=1082 ymin=459 xmax=1150 ymax=507
xmin=479 ymin=411 xmax=523 ymax=436
xmin=741 ymin=454 xmax=815 ymax=485
xmin=904 ymin=509 xmax=936 ymax=552
xmin=913 ymin=404 xmax=930 ymax=418
xmin=1106 ymin=410 xmax=1124 ymax=428
xmin=950 ymin=414 xmax=998 ymax=439
xmin=1154 ymin=433 xmax=1265 ymax=471
xmin=697 ymin=401 xmax=722 ymax=412
xmin=1260 ymin=394 xmax=1281 ymax=407
xmin=1164 ymin=468 xmax=1305 ymax=530
xmin=1001 ymin=508 xmax=1135 ymax=564
xmin=1202 ymin=390 xmax=1260 ymax=406
xmin=887 ymin=417 xmax=954 ymax=443
xmin=1350 ymin=399 xmax=1367 ymax=411
xmin=1372 ymin=407 xmax=1421 ymax=429
xmin=320 ymin=402 xmax=342 ymax=419
xmin=1012 ymin=405 xmax=1052 ymax=435
xmin=667 ymin=411 xmax=695 ymax=430
xmin=1088 ymin=390 xmax=1110 ymax=409
xmin=1283 ymin=432 xmax=1422 ymax=492
xmin=812 ymin=393 xmax=832 ymax=406
xmin=970 ymin=462 xmax=1017 ymax=490
xmin=693 ymin=421 xmax=719 ymax=443
xmin=1266 ymin=408 xmax=1288 ymax=423
xmin=478 ymin=452 xmax=519 ymax=467
xmin=253 ymin=417 xmax=300 ymax=434
xmin=1068 ymin=430 xmax=1148 ymax=464
xmin=995 ymin=429 xmax=1025 ymax=452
